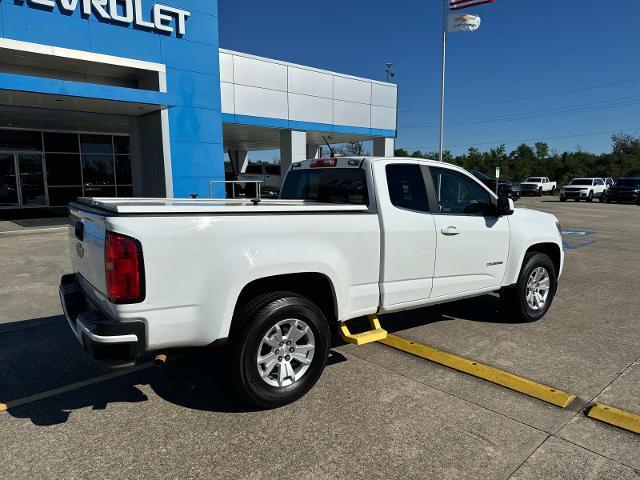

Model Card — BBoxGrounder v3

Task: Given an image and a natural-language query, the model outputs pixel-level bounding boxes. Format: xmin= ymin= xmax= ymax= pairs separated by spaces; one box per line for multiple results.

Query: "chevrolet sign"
xmin=10 ymin=0 xmax=190 ymax=36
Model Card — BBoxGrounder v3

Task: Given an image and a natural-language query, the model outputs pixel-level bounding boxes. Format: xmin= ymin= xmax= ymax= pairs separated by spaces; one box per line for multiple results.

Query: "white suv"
xmin=559 ymin=178 xmax=607 ymax=202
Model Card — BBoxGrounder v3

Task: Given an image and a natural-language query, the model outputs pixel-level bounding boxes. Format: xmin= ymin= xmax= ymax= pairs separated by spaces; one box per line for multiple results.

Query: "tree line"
xmin=394 ymin=133 xmax=640 ymax=185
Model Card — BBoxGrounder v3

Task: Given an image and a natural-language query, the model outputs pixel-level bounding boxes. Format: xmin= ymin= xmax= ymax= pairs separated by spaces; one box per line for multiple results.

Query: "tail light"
xmin=105 ymin=231 xmax=145 ymax=303
xmin=310 ymin=158 xmax=338 ymax=168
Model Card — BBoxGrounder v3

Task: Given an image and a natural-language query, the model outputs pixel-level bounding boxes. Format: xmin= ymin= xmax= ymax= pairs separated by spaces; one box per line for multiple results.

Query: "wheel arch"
xmin=525 ymin=243 xmax=561 ymax=277
xmin=229 ymin=272 xmax=338 ymax=338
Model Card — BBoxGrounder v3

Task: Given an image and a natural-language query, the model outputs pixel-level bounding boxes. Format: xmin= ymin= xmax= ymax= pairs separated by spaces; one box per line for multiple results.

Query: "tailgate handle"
xmin=74 ymin=221 xmax=84 ymax=241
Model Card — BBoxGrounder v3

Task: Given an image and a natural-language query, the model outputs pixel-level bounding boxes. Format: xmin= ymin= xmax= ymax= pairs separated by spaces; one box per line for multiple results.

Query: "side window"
xmin=430 ymin=167 xmax=493 ymax=215
xmin=386 ymin=164 xmax=430 ymax=213
xmin=595 ymin=179 xmax=604 ymax=186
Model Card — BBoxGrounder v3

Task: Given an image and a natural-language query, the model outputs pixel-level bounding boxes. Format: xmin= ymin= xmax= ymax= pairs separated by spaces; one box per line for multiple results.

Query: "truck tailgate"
xmin=68 ymin=205 xmax=108 ymax=297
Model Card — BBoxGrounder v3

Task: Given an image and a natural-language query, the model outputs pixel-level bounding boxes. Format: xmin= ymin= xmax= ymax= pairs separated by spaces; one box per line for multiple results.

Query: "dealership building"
xmin=0 ymin=0 xmax=397 ymax=207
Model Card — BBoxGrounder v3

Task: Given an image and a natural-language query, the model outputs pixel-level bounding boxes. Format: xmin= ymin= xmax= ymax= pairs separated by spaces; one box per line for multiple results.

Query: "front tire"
xmin=501 ymin=252 xmax=557 ymax=322
xmin=587 ymin=191 xmax=594 ymax=202
xmin=231 ymin=292 xmax=330 ymax=408
xmin=538 ymin=188 xmax=543 ymax=197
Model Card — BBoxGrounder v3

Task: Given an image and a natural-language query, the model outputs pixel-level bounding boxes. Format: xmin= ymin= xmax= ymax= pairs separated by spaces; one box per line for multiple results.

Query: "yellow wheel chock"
xmin=339 ymin=314 xmax=388 ymax=345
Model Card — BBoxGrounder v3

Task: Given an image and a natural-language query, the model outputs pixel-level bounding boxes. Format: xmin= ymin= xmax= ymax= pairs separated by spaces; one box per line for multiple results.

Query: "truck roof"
xmin=293 ymin=156 xmax=459 ymax=170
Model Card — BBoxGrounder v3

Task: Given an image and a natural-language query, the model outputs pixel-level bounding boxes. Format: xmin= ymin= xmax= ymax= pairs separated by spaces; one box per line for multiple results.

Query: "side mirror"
xmin=496 ymin=196 xmax=514 ymax=216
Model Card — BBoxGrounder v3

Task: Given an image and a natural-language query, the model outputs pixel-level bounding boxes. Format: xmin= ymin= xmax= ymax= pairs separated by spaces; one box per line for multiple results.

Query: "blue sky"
xmin=219 ymin=0 xmax=640 ymax=156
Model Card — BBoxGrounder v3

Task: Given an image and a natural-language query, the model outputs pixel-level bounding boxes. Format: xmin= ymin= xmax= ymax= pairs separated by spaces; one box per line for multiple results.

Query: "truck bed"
xmin=76 ymin=197 xmax=369 ymax=214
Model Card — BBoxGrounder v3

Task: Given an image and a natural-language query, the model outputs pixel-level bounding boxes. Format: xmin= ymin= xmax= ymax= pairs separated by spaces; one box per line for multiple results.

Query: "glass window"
xmin=386 ymin=164 xmax=430 ymax=213
xmin=113 ymin=136 xmax=131 ymax=155
xmin=430 ymin=167 xmax=493 ymax=215
xmin=80 ymin=134 xmax=113 ymax=155
xmin=281 ymin=168 xmax=368 ymax=205
xmin=0 ymin=129 xmax=42 ymax=151
xmin=117 ymin=185 xmax=133 ymax=197
xmin=82 ymin=154 xmax=114 ymax=185
xmin=115 ymin=155 xmax=132 ymax=184
xmin=83 ymin=185 xmax=116 ymax=197
xmin=595 ymin=179 xmax=604 ymax=185
xmin=45 ymin=154 xmax=82 ymax=185
xmin=47 ymin=186 xmax=83 ymax=206
xmin=43 ymin=133 xmax=79 ymax=153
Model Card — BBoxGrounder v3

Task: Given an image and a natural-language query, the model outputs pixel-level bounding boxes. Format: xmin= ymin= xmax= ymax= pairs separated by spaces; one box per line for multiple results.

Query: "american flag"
xmin=449 ymin=0 xmax=495 ymax=11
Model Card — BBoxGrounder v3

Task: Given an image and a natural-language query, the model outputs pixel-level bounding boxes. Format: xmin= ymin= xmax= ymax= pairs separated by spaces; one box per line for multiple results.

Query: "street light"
xmin=385 ymin=63 xmax=395 ymax=82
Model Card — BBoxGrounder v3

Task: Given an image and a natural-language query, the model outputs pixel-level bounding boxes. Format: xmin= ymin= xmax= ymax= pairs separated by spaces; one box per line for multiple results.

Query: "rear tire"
xmin=231 ymin=292 xmax=330 ymax=409
xmin=560 ymin=197 xmax=566 ymax=202
xmin=501 ymin=252 xmax=557 ymax=323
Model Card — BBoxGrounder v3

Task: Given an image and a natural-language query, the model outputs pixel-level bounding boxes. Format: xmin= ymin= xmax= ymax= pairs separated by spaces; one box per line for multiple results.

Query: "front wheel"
xmin=586 ymin=191 xmax=594 ymax=202
xmin=231 ymin=292 xmax=330 ymax=408
xmin=538 ymin=188 xmax=543 ymax=197
xmin=501 ymin=252 xmax=557 ymax=322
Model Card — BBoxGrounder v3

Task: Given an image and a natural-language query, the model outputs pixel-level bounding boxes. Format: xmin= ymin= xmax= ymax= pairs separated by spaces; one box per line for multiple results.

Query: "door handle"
xmin=441 ymin=226 xmax=460 ymax=236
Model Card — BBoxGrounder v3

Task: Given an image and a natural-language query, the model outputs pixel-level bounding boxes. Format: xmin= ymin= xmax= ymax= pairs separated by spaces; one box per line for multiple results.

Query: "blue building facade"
xmin=0 ymin=1 xmax=397 ymax=207
xmin=0 ymin=0 xmax=224 ymax=201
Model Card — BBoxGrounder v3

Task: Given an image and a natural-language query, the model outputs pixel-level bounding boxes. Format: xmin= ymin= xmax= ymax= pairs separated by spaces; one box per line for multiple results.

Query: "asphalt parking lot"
xmin=1 ymin=197 xmax=639 ymax=479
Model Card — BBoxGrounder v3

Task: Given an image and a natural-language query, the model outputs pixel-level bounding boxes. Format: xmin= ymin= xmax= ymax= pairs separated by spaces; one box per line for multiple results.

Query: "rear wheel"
xmin=501 ymin=252 xmax=557 ymax=322
xmin=231 ymin=292 xmax=330 ymax=408
xmin=560 ymin=197 xmax=566 ymax=202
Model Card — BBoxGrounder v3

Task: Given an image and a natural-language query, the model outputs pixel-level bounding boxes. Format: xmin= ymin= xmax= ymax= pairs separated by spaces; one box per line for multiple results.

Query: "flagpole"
xmin=438 ymin=0 xmax=447 ymax=162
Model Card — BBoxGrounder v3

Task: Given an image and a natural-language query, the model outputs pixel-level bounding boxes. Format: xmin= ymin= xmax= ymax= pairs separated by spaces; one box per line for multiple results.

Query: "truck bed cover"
xmin=75 ymin=197 xmax=369 ymax=214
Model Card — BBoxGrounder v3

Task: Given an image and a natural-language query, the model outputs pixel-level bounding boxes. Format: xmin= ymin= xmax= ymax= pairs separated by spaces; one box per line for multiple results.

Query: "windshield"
xmin=280 ymin=168 xmax=369 ymax=205
xmin=525 ymin=177 xmax=542 ymax=182
xmin=616 ymin=179 xmax=640 ymax=188
xmin=570 ymin=179 xmax=592 ymax=186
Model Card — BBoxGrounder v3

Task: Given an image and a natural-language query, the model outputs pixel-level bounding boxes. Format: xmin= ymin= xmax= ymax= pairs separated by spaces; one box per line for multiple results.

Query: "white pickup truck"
xmin=60 ymin=157 xmax=563 ymax=407
xmin=520 ymin=177 xmax=557 ymax=197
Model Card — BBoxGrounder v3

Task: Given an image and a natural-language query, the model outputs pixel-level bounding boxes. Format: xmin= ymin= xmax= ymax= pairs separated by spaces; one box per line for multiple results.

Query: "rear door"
xmin=428 ymin=166 xmax=510 ymax=298
xmin=374 ymin=160 xmax=437 ymax=307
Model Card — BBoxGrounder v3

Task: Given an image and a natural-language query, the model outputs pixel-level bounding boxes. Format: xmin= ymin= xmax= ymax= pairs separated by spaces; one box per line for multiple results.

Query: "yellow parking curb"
xmin=0 ymin=403 xmax=7 ymax=412
xmin=585 ymin=404 xmax=640 ymax=434
xmin=378 ymin=334 xmax=576 ymax=408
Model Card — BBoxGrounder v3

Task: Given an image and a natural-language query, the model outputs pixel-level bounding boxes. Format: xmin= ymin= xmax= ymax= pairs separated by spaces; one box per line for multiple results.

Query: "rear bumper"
xmin=59 ymin=274 xmax=146 ymax=369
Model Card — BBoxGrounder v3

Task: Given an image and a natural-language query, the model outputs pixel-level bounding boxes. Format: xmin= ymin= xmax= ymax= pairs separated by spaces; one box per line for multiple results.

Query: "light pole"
xmin=385 ymin=63 xmax=395 ymax=82
xmin=438 ymin=0 xmax=447 ymax=162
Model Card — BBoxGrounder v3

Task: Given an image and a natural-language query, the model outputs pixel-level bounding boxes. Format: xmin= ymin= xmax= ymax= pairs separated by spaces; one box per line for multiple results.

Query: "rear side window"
xmin=386 ymin=164 xmax=430 ymax=213
xmin=280 ymin=168 xmax=368 ymax=205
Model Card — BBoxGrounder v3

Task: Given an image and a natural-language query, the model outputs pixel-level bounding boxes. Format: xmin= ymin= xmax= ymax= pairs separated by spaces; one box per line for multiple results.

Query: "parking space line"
xmin=0 ymin=362 xmax=152 ymax=413
xmin=378 ymin=334 xmax=576 ymax=408
xmin=585 ymin=404 xmax=640 ymax=434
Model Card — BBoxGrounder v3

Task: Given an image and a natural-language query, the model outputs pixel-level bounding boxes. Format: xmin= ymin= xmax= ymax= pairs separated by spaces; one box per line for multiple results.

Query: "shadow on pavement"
xmin=2 ymin=296 xmax=506 ymax=426
xmin=0 ymin=315 xmax=347 ymax=426
xmin=378 ymin=294 xmax=519 ymax=334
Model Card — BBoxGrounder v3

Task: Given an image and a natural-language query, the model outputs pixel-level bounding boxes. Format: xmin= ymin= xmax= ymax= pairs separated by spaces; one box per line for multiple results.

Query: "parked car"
xmin=604 ymin=177 xmax=615 ymax=190
xmin=605 ymin=177 xmax=640 ymax=205
xmin=559 ymin=177 xmax=607 ymax=202
xmin=520 ymin=177 xmax=557 ymax=196
xmin=233 ymin=163 xmax=282 ymax=197
xmin=471 ymin=170 xmax=521 ymax=200
xmin=60 ymin=157 xmax=563 ymax=408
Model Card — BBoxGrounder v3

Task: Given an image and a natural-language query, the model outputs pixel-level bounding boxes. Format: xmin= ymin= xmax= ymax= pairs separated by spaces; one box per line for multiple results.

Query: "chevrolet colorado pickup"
xmin=60 ymin=157 xmax=563 ymax=407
